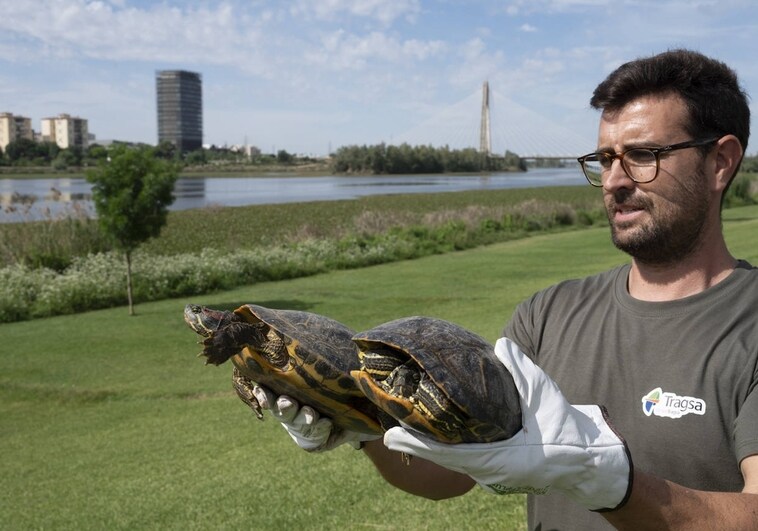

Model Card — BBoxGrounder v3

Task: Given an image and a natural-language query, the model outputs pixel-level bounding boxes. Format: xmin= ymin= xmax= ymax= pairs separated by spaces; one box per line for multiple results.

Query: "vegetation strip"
xmin=0 ymin=176 xmax=755 ymax=323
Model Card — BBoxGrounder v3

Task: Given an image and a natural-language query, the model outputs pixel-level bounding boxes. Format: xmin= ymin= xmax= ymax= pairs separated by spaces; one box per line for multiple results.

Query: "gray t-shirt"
xmin=503 ymin=261 xmax=758 ymax=531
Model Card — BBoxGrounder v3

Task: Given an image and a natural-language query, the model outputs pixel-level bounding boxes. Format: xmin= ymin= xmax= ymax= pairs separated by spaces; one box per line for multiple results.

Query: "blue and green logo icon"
xmin=642 ymin=388 xmax=661 ymax=416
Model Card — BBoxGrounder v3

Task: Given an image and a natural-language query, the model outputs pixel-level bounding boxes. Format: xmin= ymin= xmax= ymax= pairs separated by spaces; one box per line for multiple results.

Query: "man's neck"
xmin=628 ymin=244 xmax=737 ymax=302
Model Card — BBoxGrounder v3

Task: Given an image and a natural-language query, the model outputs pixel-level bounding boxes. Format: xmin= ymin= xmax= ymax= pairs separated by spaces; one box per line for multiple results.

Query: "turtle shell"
xmin=351 ymin=316 xmax=522 ymax=443
xmin=201 ymin=304 xmax=384 ymax=436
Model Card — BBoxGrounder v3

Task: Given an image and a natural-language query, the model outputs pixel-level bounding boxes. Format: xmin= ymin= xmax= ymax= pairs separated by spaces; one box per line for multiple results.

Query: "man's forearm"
xmin=362 ymin=439 xmax=475 ymax=500
xmin=604 ymin=471 xmax=758 ymax=530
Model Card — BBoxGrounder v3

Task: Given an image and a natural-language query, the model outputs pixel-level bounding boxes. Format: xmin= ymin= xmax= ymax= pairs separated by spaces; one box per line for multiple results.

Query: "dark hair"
xmin=591 ymin=49 xmax=750 ymax=156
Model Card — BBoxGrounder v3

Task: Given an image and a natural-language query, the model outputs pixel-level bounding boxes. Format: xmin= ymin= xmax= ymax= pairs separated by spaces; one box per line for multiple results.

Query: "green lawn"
xmin=1 ymin=205 xmax=756 ymax=530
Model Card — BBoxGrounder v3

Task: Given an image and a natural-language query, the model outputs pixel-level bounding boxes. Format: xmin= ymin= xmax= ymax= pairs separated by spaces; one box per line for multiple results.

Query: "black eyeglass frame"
xmin=576 ymin=137 xmax=721 ymax=187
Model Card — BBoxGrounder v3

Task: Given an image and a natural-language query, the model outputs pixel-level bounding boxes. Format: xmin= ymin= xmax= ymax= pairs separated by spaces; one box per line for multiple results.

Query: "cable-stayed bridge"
xmin=392 ymin=83 xmax=594 ymax=159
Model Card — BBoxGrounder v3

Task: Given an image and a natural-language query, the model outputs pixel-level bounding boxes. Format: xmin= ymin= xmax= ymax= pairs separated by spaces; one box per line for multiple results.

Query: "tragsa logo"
xmin=641 ymin=387 xmax=706 ymax=419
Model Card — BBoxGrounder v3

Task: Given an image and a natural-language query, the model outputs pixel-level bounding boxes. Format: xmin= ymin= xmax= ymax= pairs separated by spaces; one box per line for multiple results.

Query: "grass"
xmin=2 ymin=206 xmax=755 ymax=529
xmin=141 ymin=185 xmax=603 ymax=256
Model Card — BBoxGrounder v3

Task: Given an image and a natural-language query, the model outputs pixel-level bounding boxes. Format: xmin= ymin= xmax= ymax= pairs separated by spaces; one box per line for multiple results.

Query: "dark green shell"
xmin=352 ymin=316 xmax=522 ymax=443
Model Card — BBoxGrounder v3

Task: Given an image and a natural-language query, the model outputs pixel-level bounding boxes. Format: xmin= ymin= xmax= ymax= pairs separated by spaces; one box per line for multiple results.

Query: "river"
xmin=0 ymin=167 xmax=586 ymax=223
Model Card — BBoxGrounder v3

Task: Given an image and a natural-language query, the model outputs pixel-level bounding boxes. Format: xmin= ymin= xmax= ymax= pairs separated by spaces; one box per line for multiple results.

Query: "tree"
xmin=4 ymin=138 xmax=39 ymax=162
xmin=185 ymin=149 xmax=207 ymax=165
xmin=86 ymin=145 xmax=179 ymax=315
xmin=86 ymin=143 xmax=109 ymax=165
xmin=52 ymin=149 xmax=78 ymax=170
xmin=154 ymin=140 xmax=178 ymax=160
xmin=276 ymin=149 xmax=293 ymax=164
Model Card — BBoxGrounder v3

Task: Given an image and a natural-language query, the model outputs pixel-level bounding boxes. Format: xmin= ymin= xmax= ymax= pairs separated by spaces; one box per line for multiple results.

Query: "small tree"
xmin=276 ymin=149 xmax=293 ymax=164
xmin=86 ymin=145 xmax=178 ymax=315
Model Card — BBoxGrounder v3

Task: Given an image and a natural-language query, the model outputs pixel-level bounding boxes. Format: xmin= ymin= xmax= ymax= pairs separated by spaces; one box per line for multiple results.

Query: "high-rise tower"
xmin=156 ymin=70 xmax=203 ymax=153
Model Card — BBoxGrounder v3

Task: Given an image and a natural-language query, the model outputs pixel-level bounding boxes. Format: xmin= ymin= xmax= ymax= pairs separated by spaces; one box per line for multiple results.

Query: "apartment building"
xmin=40 ymin=114 xmax=89 ymax=149
xmin=0 ymin=112 xmax=33 ymax=151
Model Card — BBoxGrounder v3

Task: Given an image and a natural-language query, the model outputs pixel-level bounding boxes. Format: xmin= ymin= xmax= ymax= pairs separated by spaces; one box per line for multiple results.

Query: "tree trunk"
xmin=126 ymin=250 xmax=135 ymax=316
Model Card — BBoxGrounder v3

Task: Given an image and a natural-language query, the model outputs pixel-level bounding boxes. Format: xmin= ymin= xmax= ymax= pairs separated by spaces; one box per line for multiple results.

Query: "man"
xmin=253 ymin=49 xmax=758 ymax=530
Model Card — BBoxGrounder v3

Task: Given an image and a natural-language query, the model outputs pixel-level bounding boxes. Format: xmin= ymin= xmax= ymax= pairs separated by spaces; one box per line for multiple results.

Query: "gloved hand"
xmin=384 ymin=337 xmax=633 ymax=512
xmin=252 ymin=385 xmax=380 ymax=452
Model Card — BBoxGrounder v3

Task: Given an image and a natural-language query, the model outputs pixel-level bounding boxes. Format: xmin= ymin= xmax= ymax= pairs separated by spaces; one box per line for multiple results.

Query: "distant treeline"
xmin=330 ymin=143 xmax=527 ymax=174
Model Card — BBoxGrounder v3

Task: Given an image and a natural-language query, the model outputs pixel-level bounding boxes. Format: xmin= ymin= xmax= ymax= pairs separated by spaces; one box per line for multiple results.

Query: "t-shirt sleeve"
xmin=734 ymin=384 xmax=758 ymax=463
xmin=502 ymin=294 xmax=539 ymax=360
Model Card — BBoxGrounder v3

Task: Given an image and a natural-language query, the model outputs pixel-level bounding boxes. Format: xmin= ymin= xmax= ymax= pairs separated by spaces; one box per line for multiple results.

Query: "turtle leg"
xmin=382 ymin=361 xmax=420 ymax=399
xmin=414 ymin=374 xmax=466 ymax=439
xmin=360 ymin=347 xmax=407 ymax=380
xmin=232 ymin=367 xmax=264 ymax=420
xmin=201 ymin=321 xmax=266 ymax=366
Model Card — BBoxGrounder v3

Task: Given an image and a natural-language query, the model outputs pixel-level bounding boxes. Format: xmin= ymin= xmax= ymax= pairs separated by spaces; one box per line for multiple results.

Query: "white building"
xmin=40 ymin=114 xmax=89 ymax=149
xmin=0 ymin=112 xmax=33 ymax=152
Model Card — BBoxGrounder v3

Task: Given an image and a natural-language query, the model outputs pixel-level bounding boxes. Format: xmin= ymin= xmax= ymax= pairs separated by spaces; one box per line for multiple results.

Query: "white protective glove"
xmin=384 ymin=337 xmax=633 ymax=512
xmin=252 ymin=385 xmax=380 ymax=452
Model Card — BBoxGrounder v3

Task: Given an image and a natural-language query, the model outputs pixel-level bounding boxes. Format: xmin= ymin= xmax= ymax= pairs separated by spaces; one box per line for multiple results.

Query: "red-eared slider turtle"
xmin=184 ymin=303 xmax=386 ymax=436
xmin=351 ymin=316 xmax=522 ymax=443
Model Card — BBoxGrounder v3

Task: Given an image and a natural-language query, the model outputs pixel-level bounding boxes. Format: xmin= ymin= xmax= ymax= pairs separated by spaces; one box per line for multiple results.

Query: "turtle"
xmin=351 ymin=316 xmax=522 ymax=444
xmin=184 ymin=303 xmax=387 ymax=436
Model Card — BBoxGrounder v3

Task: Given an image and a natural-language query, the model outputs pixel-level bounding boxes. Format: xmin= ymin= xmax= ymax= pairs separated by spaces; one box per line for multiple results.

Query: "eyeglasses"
xmin=577 ymin=137 xmax=720 ymax=187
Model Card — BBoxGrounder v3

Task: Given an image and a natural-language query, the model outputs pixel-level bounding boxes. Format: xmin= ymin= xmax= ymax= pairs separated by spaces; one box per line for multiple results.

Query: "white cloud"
xmin=446 ymin=38 xmax=506 ymax=91
xmin=0 ymin=1 xmax=265 ymax=66
xmin=305 ymin=30 xmax=446 ymax=70
xmin=520 ymin=23 xmax=537 ymax=32
xmin=501 ymin=0 xmax=755 ymax=16
xmin=290 ymin=0 xmax=421 ymax=24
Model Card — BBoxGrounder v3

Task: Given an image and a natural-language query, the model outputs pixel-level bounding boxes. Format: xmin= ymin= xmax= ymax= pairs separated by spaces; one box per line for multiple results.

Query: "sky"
xmin=1 ymin=0 xmax=757 ymax=156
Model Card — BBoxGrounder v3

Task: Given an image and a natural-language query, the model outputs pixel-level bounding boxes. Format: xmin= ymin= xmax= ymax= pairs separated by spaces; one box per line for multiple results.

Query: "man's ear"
xmin=712 ymin=134 xmax=744 ymax=193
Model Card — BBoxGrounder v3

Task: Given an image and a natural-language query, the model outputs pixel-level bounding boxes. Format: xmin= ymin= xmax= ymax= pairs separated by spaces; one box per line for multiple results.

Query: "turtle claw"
xmin=196 ymin=351 xmax=223 ymax=367
xmin=232 ymin=368 xmax=264 ymax=420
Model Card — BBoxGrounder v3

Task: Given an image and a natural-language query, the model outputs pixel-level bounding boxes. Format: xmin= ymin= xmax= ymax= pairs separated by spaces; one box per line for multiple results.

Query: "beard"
xmin=606 ymin=171 xmax=711 ymax=266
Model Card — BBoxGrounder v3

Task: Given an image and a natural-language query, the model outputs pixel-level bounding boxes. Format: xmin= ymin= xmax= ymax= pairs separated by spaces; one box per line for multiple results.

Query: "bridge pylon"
xmin=479 ymin=81 xmax=492 ymax=155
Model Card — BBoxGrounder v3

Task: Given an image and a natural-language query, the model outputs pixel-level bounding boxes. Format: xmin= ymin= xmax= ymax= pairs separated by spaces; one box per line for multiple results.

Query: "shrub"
xmin=724 ymin=174 xmax=757 ymax=208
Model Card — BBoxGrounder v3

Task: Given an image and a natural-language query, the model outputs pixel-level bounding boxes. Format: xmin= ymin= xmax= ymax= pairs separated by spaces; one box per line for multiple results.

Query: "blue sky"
xmin=1 ymin=0 xmax=756 ymax=156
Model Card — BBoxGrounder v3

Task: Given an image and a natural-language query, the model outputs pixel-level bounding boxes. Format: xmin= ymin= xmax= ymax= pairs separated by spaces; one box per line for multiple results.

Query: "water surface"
xmin=0 ymin=167 xmax=586 ymax=223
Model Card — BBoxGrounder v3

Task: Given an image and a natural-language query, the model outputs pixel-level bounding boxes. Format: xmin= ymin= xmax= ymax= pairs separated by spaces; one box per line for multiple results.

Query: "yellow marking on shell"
xmin=288 ymin=337 xmax=300 ymax=353
xmin=353 ymin=369 xmax=414 ymax=416
xmin=354 ymin=367 xmax=467 ymax=444
xmin=232 ymin=347 xmax=382 ymax=435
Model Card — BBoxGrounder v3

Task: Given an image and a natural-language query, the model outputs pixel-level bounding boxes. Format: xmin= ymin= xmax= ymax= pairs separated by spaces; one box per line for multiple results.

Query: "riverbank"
xmin=0 ymin=161 xmax=526 ymax=179
xmin=0 ymin=160 xmax=334 ymax=179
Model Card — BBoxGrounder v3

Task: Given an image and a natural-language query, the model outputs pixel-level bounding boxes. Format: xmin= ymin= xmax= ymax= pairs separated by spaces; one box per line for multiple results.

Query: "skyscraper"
xmin=156 ymin=70 xmax=203 ymax=153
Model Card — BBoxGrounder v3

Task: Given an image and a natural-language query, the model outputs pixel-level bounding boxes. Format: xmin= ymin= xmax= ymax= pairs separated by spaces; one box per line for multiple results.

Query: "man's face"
xmin=597 ymin=94 xmax=714 ymax=266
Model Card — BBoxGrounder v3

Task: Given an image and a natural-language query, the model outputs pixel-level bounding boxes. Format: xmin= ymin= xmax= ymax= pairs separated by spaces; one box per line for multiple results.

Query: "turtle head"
xmin=184 ymin=304 xmax=267 ymax=366
xmin=183 ymin=304 xmax=241 ymax=338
